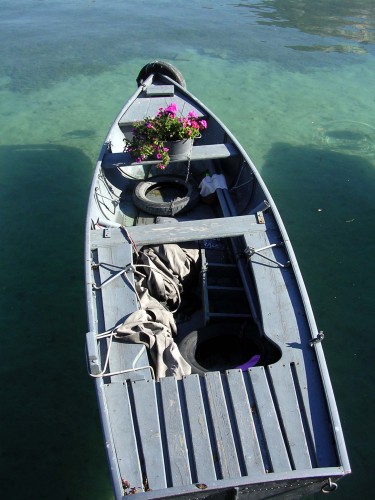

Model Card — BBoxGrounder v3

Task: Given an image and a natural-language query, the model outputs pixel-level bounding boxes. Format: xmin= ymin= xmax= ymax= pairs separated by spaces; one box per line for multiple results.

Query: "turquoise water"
xmin=1 ymin=1 xmax=374 ymax=498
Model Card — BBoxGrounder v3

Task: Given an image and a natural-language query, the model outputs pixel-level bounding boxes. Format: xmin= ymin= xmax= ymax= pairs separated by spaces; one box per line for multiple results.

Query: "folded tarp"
xmin=115 ymin=307 xmax=191 ymax=379
xmin=114 ymin=243 xmax=200 ymax=379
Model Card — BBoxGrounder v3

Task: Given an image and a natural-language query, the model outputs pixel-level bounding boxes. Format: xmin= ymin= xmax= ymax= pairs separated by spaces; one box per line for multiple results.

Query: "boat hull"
xmin=85 ymin=62 xmax=350 ymax=499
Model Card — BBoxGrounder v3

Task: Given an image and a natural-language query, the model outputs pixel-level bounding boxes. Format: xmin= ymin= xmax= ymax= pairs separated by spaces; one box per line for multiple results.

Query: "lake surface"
xmin=1 ymin=1 xmax=374 ymax=498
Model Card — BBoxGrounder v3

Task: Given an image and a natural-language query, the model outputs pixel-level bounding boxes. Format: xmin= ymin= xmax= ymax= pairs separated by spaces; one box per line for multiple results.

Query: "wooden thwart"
xmin=91 ymin=214 xmax=264 ymax=248
xmin=101 ymin=143 xmax=238 ymax=169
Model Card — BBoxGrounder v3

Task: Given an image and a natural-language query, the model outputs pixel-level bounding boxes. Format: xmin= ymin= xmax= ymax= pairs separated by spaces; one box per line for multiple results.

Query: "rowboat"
xmin=85 ymin=61 xmax=350 ymax=498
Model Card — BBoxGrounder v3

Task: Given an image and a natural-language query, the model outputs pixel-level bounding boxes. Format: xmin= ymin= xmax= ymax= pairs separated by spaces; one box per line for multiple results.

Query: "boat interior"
xmin=85 ymin=78 xmax=348 ymax=496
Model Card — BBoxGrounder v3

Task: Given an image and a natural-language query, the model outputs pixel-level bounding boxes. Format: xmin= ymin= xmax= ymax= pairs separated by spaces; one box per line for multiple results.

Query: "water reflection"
xmin=4 ymin=0 xmax=374 ymax=94
xmin=286 ymin=44 xmax=368 ymax=54
xmin=236 ymin=0 xmax=375 ymax=45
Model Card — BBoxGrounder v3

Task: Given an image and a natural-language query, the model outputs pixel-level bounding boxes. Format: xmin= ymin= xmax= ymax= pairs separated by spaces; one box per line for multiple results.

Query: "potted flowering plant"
xmin=125 ymin=103 xmax=207 ymax=169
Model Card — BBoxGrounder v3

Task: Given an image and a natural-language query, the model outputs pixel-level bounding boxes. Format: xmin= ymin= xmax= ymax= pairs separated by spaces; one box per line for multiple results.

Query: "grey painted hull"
xmin=85 ymin=63 xmax=350 ymax=499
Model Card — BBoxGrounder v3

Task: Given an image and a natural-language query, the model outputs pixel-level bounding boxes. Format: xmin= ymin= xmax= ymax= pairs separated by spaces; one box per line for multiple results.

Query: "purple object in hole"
xmin=237 ymin=354 xmax=261 ymax=371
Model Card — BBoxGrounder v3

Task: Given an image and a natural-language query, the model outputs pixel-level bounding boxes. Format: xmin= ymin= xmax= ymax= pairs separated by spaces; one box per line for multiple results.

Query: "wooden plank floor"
xmin=103 ymin=367 xmax=326 ymax=493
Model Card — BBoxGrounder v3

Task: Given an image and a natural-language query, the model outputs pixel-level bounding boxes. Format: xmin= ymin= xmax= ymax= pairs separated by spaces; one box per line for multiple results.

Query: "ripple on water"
xmin=317 ymin=120 xmax=375 ymax=156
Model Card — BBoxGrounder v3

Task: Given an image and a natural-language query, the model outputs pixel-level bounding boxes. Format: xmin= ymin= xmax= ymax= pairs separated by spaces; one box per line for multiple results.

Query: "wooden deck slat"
xmin=204 ymin=372 xmax=241 ymax=479
xmin=182 ymin=374 xmax=216 ymax=483
xmin=267 ymin=364 xmax=312 ymax=469
xmin=289 ymin=361 xmax=338 ymax=468
xmin=225 ymin=370 xmax=265 ymax=476
xmin=104 ymin=383 xmax=143 ymax=488
xmin=131 ymin=379 xmax=167 ymax=490
xmin=159 ymin=377 xmax=192 ymax=486
xmin=248 ymin=367 xmax=291 ymax=472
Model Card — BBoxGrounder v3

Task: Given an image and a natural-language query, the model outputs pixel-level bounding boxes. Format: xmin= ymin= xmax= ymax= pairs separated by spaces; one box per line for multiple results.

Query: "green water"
xmin=1 ymin=1 xmax=374 ymax=498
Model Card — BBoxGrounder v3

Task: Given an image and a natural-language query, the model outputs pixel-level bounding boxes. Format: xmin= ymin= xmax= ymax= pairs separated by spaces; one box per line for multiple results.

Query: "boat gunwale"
xmin=84 ymin=75 xmax=157 ymax=500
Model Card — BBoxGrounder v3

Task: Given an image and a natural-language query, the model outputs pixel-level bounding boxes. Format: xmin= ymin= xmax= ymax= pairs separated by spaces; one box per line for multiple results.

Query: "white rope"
xmin=230 ymin=161 xmax=255 ymax=191
xmin=184 ymin=138 xmax=194 ymax=182
xmin=88 ymin=326 xmax=155 ymax=379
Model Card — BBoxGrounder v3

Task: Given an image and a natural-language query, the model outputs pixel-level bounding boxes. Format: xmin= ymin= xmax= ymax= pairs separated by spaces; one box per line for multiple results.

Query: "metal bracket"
xmin=244 ymin=243 xmax=290 ymax=268
xmin=310 ymin=331 xmax=325 ymax=347
xmin=86 ymin=331 xmax=101 ymax=375
xmin=321 ymin=478 xmax=338 ymax=493
xmin=92 ymin=263 xmax=134 ymax=290
xmin=256 ymin=211 xmax=265 ymax=224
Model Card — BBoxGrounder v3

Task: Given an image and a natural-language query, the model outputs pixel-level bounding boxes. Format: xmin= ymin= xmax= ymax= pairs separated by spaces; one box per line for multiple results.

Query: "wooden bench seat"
xmin=101 ymin=143 xmax=239 ymax=169
xmin=90 ymin=214 xmax=263 ymax=249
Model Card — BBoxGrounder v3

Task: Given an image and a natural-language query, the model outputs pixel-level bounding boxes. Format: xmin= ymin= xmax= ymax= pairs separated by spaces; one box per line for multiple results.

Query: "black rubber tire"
xmin=136 ymin=60 xmax=187 ymax=88
xmin=132 ymin=175 xmax=200 ymax=216
xmin=178 ymin=323 xmax=264 ymax=375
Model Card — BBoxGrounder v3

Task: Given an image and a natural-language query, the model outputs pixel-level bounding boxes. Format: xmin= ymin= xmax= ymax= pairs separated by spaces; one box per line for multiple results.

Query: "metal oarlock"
xmin=245 ymin=243 xmax=290 ymax=268
xmin=310 ymin=331 xmax=325 ymax=347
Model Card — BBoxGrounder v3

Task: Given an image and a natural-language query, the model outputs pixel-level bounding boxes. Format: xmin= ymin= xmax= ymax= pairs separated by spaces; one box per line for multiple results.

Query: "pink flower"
xmin=164 ymin=103 xmax=178 ymax=117
xmin=156 ymin=153 xmax=162 ymax=159
xmin=163 ymin=147 xmax=169 ymax=152
xmin=188 ymin=110 xmax=198 ymax=119
xmin=166 ymin=103 xmax=178 ymax=113
xmin=200 ymin=119 xmax=207 ymax=129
